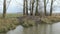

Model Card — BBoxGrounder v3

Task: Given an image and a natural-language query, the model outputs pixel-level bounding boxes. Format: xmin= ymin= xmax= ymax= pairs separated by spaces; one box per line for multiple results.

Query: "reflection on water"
xmin=7 ymin=25 xmax=23 ymax=34
xmin=7 ymin=22 xmax=60 ymax=34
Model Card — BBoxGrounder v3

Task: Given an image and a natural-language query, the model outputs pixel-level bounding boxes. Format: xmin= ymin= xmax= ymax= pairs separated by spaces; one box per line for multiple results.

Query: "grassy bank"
xmin=19 ymin=16 xmax=60 ymax=27
xmin=0 ymin=14 xmax=60 ymax=33
xmin=0 ymin=14 xmax=22 ymax=33
xmin=0 ymin=18 xmax=19 ymax=33
xmin=41 ymin=16 xmax=60 ymax=23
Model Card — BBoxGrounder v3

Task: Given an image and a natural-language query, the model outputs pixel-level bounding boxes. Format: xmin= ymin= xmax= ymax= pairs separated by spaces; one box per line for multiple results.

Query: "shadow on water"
xmin=7 ymin=22 xmax=60 ymax=34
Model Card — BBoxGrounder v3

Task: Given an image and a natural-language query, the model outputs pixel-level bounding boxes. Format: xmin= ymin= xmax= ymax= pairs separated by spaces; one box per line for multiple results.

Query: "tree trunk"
xmin=35 ymin=0 xmax=39 ymax=16
xmin=23 ymin=0 xmax=25 ymax=15
xmin=50 ymin=0 xmax=53 ymax=16
xmin=3 ymin=0 xmax=6 ymax=18
xmin=30 ymin=0 xmax=35 ymax=16
xmin=44 ymin=0 xmax=46 ymax=16
xmin=30 ymin=0 xmax=32 ymax=15
xmin=26 ymin=0 xmax=28 ymax=15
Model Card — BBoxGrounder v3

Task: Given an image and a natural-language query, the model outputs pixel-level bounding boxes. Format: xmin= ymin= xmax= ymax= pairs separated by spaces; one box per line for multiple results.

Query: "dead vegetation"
xmin=0 ymin=16 xmax=60 ymax=33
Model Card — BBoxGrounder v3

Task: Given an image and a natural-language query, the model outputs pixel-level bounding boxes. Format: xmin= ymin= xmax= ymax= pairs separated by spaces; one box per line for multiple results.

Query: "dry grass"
xmin=41 ymin=16 xmax=60 ymax=23
xmin=0 ymin=16 xmax=60 ymax=33
xmin=0 ymin=18 xmax=20 ymax=33
xmin=0 ymin=14 xmax=23 ymax=33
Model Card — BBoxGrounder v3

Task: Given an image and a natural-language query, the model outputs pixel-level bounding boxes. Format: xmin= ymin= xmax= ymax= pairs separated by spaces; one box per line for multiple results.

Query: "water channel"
xmin=7 ymin=22 xmax=60 ymax=34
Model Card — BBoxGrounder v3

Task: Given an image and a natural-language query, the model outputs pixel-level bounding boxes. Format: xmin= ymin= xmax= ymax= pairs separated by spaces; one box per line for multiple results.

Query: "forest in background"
xmin=1 ymin=0 xmax=60 ymax=18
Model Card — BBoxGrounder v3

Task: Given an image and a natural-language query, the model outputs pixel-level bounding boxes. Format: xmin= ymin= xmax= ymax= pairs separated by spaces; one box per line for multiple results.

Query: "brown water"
xmin=7 ymin=22 xmax=60 ymax=34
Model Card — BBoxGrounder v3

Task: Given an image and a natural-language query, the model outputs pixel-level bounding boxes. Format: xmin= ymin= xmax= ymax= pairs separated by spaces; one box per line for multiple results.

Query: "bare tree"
xmin=30 ymin=0 xmax=35 ymax=15
xmin=35 ymin=0 xmax=39 ymax=16
xmin=23 ymin=0 xmax=26 ymax=15
xmin=50 ymin=0 xmax=53 ymax=16
xmin=3 ymin=0 xmax=6 ymax=18
xmin=30 ymin=0 xmax=32 ymax=15
xmin=26 ymin=0 xmax=28 ymax=15
xmin=44 ymin=0 xmax=47 ymax=16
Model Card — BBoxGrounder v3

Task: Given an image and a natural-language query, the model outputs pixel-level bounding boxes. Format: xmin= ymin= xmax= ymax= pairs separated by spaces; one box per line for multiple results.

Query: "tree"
xmin=26 ymin=0 xmax=28 ymax=15
xmin=30 ymin=0 xmax=32 ymax=15
xmin=50 ymin=0 xmax=53 ymax=16
xmin=30 ymin=0 xmax=35 ymax=15
xmin=3 ymin=0 xmax=6 ymax=18
xmin=35 ymin=0 xmax=39 ymax=16
xmin=23 ymin=0 xmax=26 ymax=15
xmin=44 ymin=0 xmax=47 ymax=16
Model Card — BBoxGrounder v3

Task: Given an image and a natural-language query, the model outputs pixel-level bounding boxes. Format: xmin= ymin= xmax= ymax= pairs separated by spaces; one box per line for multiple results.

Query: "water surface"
xmin=7 ymin=22 xmax=60 ymax=34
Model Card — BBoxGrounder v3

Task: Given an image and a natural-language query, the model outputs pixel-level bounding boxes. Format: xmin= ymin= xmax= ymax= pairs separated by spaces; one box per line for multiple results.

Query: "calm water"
xmin=7 ymin=22 xmax=60 ymax=34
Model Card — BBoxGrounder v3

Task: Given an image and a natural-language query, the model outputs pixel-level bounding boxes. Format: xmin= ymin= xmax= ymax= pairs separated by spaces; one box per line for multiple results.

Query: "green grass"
xmin=6 ymin=14 xmax=23 ymax=18
xmin=0 ymin=13 xmax=23 ymax=18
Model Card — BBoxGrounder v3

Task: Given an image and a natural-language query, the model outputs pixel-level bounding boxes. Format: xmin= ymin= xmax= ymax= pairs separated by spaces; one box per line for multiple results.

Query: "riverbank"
xmin=0 ymin=16 xmax=60 ymax=33
xmin=0 ymin=18 xmax=19 ymax=33
xmin=41 ymin=16 xmax=60 ymax=23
